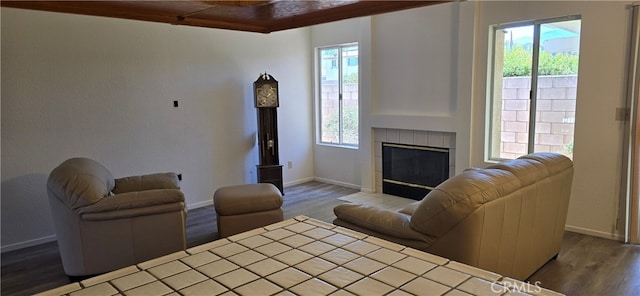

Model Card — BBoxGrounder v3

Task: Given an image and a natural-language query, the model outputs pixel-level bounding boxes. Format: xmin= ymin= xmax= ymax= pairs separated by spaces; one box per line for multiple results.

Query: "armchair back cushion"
xmin=113 ymin=173 xmax=180 ymax=193
xmin=47 ymin=157 xmax=115 ymax=210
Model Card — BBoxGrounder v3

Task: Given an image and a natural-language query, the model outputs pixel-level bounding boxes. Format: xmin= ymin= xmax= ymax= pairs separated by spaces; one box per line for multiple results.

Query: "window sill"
xmin=316 ymin=143 xmax=359 ymax=150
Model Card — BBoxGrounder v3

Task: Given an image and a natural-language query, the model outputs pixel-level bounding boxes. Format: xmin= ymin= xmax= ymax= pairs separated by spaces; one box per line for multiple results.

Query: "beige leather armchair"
xmin=47 ymin=158 xmax=187 ymax=277
xmin=334 ymin=153 xmax=574 ymax=280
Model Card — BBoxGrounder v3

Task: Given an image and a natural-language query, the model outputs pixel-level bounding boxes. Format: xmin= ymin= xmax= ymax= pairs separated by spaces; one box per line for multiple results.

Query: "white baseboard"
xmin=312 ymin=177 xmax=361 ymax=190
xmin=2 ymin=200 xmax=215 ymax=253
xmin=187 ymin=177 xmax=316 ymax=210
xmin=284 ymin=177 xmax=315 ymax=187
xmin=565 ymin=224 xmax=624 ymax=241
xmin=359 ymin=187 xmax=375 ymax=194
xmin=186 ymin=199 xmax=213 ymax=210
xmin=1 ymin=202 xmax=215 ymax=253
xmin=1 ymin=234 xmax=57 ymax=253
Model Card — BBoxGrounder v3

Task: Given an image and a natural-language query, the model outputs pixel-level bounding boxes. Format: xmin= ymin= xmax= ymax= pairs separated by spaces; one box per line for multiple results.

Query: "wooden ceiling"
xmin=1 ymin=1 xmax=453 ymax=33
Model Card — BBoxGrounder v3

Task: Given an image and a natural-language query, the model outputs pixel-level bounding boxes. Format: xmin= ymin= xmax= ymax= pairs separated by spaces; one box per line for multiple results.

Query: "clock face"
xmin=256 ymin=84 xmax=278 ymax=107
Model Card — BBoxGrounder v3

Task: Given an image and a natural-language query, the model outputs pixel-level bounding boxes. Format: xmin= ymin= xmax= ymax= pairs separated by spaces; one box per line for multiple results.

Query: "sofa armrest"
xmin=112 ymin=173 xmax=180 ymax=194
xmin=77 ymin=189 xmax=185 ymax=219
xmin=333 ymin=204 xmax=429 ymax=241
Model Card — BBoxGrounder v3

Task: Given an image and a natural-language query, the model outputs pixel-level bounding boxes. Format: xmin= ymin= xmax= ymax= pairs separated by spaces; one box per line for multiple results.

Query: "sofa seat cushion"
xmin=334 ymin=203 xmax=431 ymax=241
xmin=410 ymin=169 xmax=521 ymax=237
xmin=398 ymin=201 xmax=421 ymax=216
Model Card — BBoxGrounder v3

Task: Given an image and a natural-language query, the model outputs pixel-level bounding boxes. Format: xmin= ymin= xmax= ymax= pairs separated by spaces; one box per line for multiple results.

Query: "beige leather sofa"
xmin=47 ymin=158 xmax=187 ymax=276
xmin=334 ymin=152 xmax=573 ymax=280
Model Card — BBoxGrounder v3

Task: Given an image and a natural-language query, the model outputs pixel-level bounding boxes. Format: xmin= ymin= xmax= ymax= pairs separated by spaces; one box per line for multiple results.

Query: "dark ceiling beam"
xmin=264 ymin=1 xmax=451 ymax=33
xmin=0 ymin=0 xmax=454 ymax=34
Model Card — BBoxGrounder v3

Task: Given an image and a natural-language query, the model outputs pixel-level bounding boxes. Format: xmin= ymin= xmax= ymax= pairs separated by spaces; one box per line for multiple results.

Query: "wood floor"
xmin=2 ymin=181 xmax=639 ymax=295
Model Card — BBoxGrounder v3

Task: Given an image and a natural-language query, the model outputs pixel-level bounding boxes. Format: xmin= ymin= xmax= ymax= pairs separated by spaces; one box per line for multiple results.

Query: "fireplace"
xmin=382 ymin=142 xmax=450 ymax=200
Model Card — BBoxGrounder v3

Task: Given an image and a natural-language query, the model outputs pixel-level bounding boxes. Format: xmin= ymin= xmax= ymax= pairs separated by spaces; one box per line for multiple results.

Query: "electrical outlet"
xmin=173 ymin=100 xmax=179 ymax=108
xmin=177 ymin=173 xmax=182 ymax=181
xmin=287 ymin=161 xmax=293 ymax=169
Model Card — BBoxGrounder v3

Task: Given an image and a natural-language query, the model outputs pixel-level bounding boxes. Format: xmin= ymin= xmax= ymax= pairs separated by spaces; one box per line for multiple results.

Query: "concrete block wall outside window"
xmin=500 ymin=75 xmax=576 ymax=159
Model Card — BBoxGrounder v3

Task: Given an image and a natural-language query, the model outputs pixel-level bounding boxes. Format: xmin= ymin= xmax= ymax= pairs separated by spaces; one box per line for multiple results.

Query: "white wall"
xmin=1 ymin=8 xmax=314 ymax=251
xmin=471 ymin=1 xmax=632 ymax=240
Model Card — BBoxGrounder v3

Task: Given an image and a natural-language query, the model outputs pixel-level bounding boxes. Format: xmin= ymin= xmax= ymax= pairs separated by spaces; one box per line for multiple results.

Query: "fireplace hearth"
xmin=382 ymin=142 xmax=449 ymax=200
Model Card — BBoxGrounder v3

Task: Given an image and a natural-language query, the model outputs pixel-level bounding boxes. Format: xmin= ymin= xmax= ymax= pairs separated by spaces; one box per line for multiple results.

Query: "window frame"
xmin=316 ymin=43 xmax=359 ymax=148
xmin=486 ymin=15 xmax=581 ymax=162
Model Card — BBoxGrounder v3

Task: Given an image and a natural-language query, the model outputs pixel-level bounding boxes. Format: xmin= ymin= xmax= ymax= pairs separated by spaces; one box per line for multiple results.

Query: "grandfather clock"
xmin=254 ymin=72 xmax=284 ymax=194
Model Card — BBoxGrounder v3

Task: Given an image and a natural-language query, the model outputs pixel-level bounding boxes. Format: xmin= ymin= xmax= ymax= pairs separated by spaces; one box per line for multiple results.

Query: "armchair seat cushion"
xmin=77 ymin=189 xmax=184 ymax=216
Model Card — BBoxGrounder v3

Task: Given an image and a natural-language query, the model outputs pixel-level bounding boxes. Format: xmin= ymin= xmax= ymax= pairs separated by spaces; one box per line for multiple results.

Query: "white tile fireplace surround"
xmin=373 ymin=128 xmax=456 ymax=194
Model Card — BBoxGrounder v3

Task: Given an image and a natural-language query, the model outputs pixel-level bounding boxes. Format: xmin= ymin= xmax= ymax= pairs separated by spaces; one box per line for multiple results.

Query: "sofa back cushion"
xmin=47 ymin=157 xmax=115 ymax=210
xmin=486 ymin=158 xmax=548 ymax=187
xmin=519 ymin=152 xmax=573 ymax=175
xmin=410 ymin=152 xmax=572 ymax=238
xmin=410 ymin=168 xmax=521 ymax=237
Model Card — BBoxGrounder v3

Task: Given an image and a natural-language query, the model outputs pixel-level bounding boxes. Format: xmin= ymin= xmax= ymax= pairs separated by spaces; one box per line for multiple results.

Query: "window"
xmin=487 ymin=16 xmax=581 ymax=160
xmin=318 ymin=44 xmax=359 ymax=146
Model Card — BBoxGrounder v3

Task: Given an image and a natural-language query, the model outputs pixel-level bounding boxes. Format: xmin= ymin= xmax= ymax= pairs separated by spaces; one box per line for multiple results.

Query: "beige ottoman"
xmin=213 ymin=183 xmax=284 ymax=237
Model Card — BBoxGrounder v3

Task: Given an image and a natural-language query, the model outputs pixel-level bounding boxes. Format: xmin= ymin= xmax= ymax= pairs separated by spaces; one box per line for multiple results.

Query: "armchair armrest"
xmin=77 ymin=189 xmax=185 ymax=220
xmin=333 ymin=204 xmax=429 ymax=241
xmin=113 ymin=173 xmax=180 ymax=194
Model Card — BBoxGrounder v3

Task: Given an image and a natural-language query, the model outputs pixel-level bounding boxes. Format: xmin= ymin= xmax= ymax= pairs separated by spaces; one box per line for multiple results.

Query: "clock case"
xmin=254 ymin=73 xmax=284 ymax=194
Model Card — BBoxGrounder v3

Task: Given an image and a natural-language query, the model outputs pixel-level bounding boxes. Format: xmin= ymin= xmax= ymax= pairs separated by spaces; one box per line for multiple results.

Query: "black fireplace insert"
xmin=382 ymin=142 xmax=449 ymax=200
